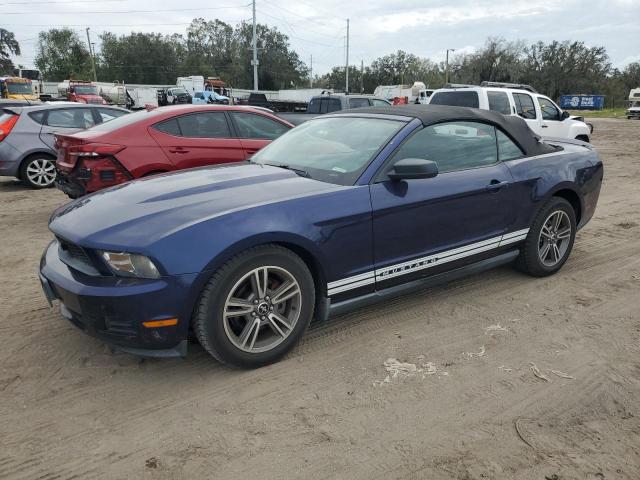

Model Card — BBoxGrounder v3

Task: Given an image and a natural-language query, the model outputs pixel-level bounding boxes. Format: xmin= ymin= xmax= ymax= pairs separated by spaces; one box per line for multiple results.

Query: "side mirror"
xmin=389 ymin=158 xmax=438 ymax=181
xmin=561 ymin=110 xmax=570 ymax=120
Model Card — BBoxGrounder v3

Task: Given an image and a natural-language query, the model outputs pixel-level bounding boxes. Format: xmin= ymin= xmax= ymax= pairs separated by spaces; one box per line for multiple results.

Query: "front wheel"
xmin=20 ymin=156 xmax=56 ymax=189
xmin=193 ymin=245 xmax=315 ymax=368
xmin=516 ymin=197 xmax=576 ymax=277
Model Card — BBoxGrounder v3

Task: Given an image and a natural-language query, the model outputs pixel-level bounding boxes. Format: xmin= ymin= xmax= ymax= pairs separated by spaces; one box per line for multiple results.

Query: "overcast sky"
xmin=4 ymin=0 xmax=639 ymax=77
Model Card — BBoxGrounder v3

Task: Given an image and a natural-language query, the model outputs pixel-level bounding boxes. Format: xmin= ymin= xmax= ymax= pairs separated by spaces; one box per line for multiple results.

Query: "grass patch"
xmin=567 ymin=108 xmax=628 ymax=118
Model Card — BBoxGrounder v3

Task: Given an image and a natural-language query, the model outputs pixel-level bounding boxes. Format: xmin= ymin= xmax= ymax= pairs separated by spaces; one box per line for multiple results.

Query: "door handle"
xmin=245 ymin=149 xmax=259 ymax=155
xmin=541 ymin=125 xmax=548 ymax=128
xmin=486 ymin=180 xmax=509 ymax=191
xmin=169 ymin=148 xmax=189 ymax=154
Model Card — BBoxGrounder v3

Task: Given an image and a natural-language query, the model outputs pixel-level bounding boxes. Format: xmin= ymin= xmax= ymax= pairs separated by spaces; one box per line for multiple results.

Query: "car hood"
xmin=49 ymin=163 xmax=341 ymax=249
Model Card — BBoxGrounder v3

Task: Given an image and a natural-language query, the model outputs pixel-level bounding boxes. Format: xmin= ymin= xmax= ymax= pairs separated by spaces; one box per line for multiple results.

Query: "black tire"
xmin=516 ymin=197 xmax=577 ymax=277
xmin=193 ymin=245 xmax=315 ymax=368
xmin=575 ymin=135 xmax=590 ymax=143
xmin=20 ymin=155 xmax=57 ymax=189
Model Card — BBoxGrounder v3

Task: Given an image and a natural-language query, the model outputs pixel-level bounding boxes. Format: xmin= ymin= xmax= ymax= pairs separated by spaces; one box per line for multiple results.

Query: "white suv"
xmin=428 ymin=82 xmax=592 ymax=142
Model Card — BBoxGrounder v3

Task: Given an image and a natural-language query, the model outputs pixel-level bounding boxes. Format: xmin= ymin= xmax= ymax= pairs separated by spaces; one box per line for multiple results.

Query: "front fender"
xmin=199 ymin=231 xmax=329 ymax=285
xmin=568 ymin=121 xmax=591 ymax=139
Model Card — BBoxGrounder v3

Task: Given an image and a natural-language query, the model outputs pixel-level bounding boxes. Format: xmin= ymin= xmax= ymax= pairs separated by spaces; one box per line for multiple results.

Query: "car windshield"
xmin=251 ymin=116 xmax=405 ymax=185
xmin=171 ymin=88 xmax=188 ymax=96
xmin=73 ymin=85 xmax=98 ymax=95
xmin=7 ymin=82 xmax=32 ymax=94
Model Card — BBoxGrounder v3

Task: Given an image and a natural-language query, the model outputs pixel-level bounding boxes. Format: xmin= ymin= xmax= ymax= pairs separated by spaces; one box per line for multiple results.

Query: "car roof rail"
xmin=442 ymin=83 xmax=476 ymax=89
xmin=480 ymin=81 xmax=538 ymax=93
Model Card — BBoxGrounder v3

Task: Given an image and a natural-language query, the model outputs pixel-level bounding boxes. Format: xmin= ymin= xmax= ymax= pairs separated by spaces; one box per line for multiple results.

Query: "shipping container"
xmin=559 ymin=95 xmax=605 ymax=110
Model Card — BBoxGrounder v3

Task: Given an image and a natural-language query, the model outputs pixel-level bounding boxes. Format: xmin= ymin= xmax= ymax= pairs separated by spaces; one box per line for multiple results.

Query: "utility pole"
xmin=345 ymin=18 xmax=349 ymax=93
xmin=360 ymin=60 xmax=364 ymax=93
xmin=445 ymin=48 xmax=455 ymax=85
xmin=252 ymin=0 xmax=258 ymax=91
xmin=310 ymin=54 xmax=313 ymax=88
xmin=85 ymin=27 xmax=97 ymax=82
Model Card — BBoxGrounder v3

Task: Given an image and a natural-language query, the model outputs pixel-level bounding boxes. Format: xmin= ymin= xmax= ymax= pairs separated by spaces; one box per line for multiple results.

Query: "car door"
xmin=149 ymin=111 xmax=244 ymax=169
xmin=370 ymin=121 xmax=518 ymax=290
xmin=39 ymin=107 xmax=95 ymax=149
xmin=536 ymin=96 xmax=568 ymax=138
xmin=228 ymin=111 xmax=291 ymax=158
xmin=512 ymin=92 xmax=541 ymax=135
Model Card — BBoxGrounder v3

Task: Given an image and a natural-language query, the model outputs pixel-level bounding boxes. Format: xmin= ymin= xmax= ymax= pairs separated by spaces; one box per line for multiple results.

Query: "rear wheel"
xmin=193 ymin=245 xmax=315 ymax=368
xmin=575 ymin=134 xmax=590 ymax=143
xmin=20 ymin=155 xmax=56 ymax=189
xmin=516 ymin=197 xmax=576 ymax=277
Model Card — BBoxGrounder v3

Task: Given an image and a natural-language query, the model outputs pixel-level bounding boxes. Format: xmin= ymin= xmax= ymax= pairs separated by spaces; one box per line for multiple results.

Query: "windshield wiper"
xmin=263 ymin=163 xmax=310 ymax=178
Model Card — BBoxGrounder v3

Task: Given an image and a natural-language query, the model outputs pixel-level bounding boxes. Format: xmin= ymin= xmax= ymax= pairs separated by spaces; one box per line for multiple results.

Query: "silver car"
xmin=0 ymin=103 xmax=129 ymax=188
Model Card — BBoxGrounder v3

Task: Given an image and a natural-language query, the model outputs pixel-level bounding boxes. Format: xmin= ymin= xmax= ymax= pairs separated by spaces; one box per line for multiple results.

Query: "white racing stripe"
xmin=327 ymin=228 xmax=530 ymax=296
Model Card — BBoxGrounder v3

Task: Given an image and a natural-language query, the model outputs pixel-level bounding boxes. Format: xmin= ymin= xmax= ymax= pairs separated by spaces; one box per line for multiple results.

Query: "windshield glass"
xmin=73 ymin=85 xmax=98 ymax=95
xmin=251 ymin=116 xmax=405 ymax=185
xmin=170 ymin=88 xmax=188 ymax=96
xmin=7 ymin=81 xmax=33 ymax=94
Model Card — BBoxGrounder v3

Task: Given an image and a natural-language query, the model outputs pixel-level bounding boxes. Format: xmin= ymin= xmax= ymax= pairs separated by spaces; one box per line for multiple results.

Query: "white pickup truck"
xmin=428 ymin=82 xmax=592 ymax=142
xmin=627 ymin=88 xmax=640 ymax=119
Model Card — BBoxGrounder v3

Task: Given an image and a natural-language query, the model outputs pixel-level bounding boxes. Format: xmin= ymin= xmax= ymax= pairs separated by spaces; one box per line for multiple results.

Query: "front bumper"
xmin=627 ymin=110 xmax=640 ymax=119
xmin=39 ymin=240 xmax=199 ymax=357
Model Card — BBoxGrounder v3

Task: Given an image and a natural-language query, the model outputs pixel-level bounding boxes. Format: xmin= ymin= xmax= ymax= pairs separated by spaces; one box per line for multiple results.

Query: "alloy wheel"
xmin=538 ymin=210 xmax=572 ymax=267
xmin=26 ymin=159 xmax=56 ymax=187
xmin=222 ymin=266 xmax=302 ymax=353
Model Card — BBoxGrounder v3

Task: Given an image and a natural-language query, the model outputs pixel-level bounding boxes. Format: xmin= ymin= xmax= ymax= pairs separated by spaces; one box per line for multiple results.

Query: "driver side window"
xmin=386 ymin=121 xmax=498 ymax=175
xmin=537 ymin=97 xmax=560 ymax=121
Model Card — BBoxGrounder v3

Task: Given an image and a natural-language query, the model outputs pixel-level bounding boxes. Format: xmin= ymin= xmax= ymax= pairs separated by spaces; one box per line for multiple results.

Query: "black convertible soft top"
xmin=332 ymin=104 xmax=557 ymax=157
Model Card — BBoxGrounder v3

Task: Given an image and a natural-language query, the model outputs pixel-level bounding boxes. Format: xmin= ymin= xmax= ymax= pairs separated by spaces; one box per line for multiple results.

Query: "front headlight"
xmin=101 ymin=251 xmax=161 ymax=279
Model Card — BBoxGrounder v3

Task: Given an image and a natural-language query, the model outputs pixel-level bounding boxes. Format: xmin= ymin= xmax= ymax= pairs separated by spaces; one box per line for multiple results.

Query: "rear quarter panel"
xmin=106 ymin=124 xmax=173 ymax=178
xmin=504 ymin=146 xmax=603 ymax=230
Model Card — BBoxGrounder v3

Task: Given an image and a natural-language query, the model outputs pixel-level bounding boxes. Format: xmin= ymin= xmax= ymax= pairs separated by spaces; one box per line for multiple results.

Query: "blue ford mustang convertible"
xmin=39 ymin=105 xmax=603 ymax=368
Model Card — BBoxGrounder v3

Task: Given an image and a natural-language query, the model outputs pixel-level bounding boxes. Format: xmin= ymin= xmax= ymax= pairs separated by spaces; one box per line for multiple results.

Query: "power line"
xmin=2 ymin=3 xmax=251 ymax=14
xmin=4 ymin=0 xmax=124 ymax=4
xmin=3 ymin=21 xmax=247 ymax=27
xmin=256 ymin=6 xmax=345 ymax=40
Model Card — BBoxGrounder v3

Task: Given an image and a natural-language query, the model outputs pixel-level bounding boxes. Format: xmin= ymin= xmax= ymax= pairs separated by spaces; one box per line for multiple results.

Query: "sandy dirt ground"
xmin=0 ymin=118 xmax=639 ymax=480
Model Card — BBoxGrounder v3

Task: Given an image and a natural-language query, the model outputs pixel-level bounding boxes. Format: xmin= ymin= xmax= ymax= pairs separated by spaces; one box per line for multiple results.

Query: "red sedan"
xmin=55 ymin=105 xmax=293 ymax=198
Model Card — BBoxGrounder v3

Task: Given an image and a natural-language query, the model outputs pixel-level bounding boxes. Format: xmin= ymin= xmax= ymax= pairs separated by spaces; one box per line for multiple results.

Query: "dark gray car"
xmin=0 ymin=103 xmax=129 ymax=188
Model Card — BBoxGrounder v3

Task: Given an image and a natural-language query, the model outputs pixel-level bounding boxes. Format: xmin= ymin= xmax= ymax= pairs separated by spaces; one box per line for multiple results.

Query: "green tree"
xmin=0 ymin=28 xmax=20 ymax=74
xmin=184 ymin=18 xmax=235 ymax=80
xmin=35 ymin=28 xmax=92 ymax=81
xmin=451 ymin=38 xmax=525 ymax=85
xmin=521 ymin=40 xmax=611 ymax=99
xmin=98 ymin=32 xmax=186 ymax=84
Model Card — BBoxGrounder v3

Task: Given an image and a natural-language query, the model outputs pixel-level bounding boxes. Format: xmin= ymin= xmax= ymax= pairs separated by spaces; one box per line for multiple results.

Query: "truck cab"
xmin=59 ymin=81 xmax=106 ymax=105
xmin=428 ymin=82 xmax=592 ymax=142
xmin=0 ymin=77 xmax=38 ymax=101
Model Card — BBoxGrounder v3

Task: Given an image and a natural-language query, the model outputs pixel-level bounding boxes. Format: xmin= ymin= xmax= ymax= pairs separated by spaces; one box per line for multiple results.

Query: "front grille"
xmin=57 ymin=237 xmax=101 ymax=276
xmin=89 ymin=98 xmax=103 ymax=104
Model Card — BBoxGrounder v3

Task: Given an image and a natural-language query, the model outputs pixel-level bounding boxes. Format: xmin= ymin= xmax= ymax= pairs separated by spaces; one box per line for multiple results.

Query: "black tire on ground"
xmin=20 ymin=155 xmax=57 ymax=189
xmin=575 ymin=135 xmax=590 ymax=143
xmin=516 ymin=197 xmax=577 ymax=277
xmin=193 ymin=244 xmax=315 ymax=368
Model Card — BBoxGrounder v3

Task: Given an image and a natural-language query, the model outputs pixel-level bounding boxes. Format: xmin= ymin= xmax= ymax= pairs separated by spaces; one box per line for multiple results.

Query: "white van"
xmin=428 ymin=82 xmax=592 ymax=142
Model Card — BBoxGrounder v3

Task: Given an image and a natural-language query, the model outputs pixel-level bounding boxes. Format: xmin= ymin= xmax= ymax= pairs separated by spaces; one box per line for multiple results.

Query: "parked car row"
xmin=36 ymin=103 xmax=603 ymax=368
xmin=55 ymin=105 xmax=293 ymax=197
xmin=0 ymin=103 xmax=128 ymax=188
